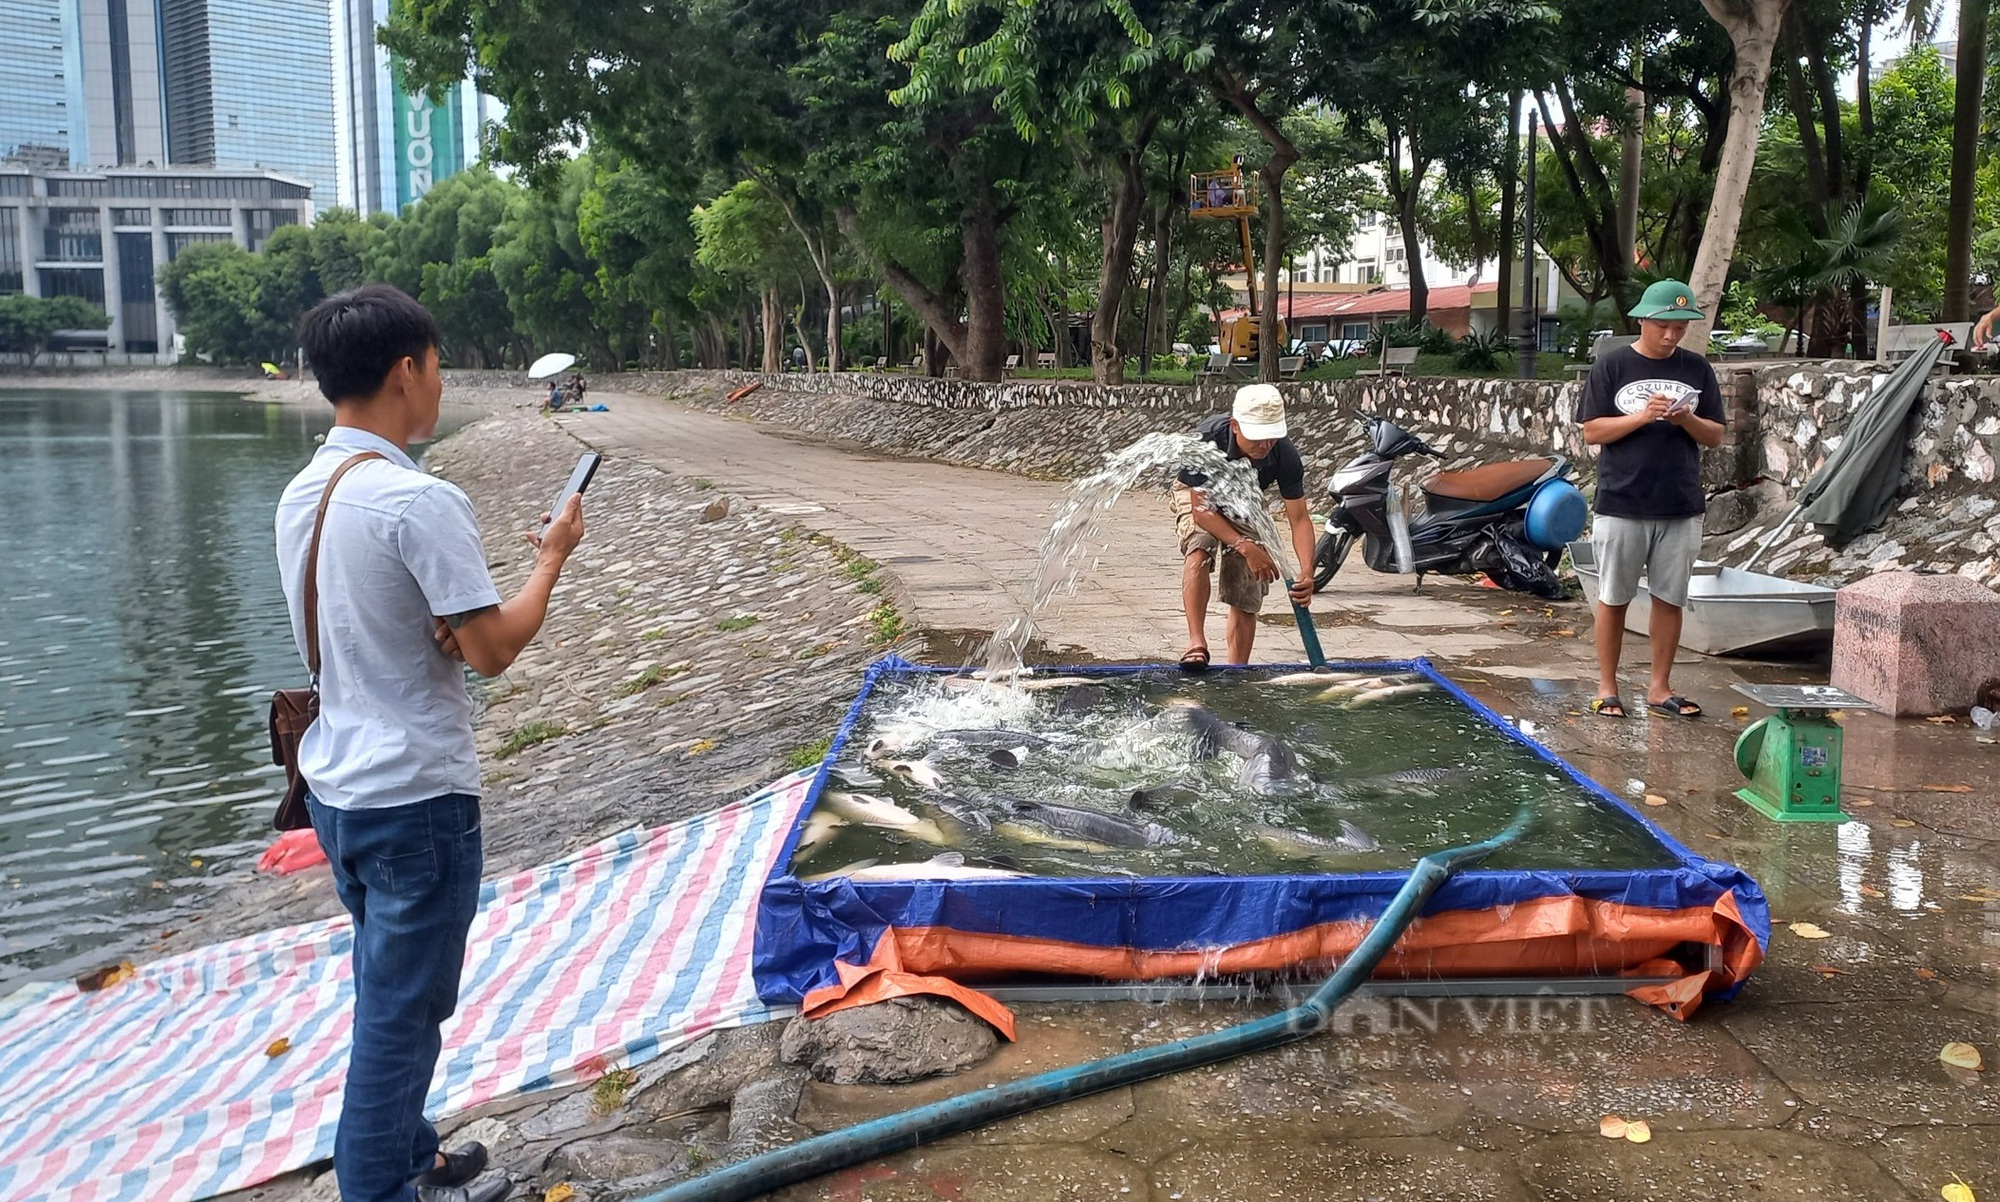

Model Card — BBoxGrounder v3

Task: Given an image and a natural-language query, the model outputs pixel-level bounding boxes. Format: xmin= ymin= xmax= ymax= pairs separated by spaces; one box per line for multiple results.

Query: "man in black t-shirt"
xmin=1172 ymin=384 xmax=1319 ymax=667
xmin=1574 ymin=279 xmax=1727 ymax=720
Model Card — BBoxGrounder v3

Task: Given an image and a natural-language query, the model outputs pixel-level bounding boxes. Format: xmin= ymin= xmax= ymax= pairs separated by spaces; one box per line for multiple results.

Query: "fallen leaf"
xmin=1810 ymin=964 xmax=1847 ymax=978
xmin=1920 ymin=784 xmax=1974 ymax=793
xmin=1963 ymin=888 xmax=2000 ymax=902
xmin=1498 ymin=609 xmax=1514 ymax=618
xmin=1643 ymin=794 xmax=1669 ymax=807
xmin=1927 ymin=715 xmax=1958 ymax=725
xmin=1848 ymin=797 xmax=1875 ymax=808
xmin=265 ymin=1038 xmax=291 ymax=1058
xmin=1891 ymin=818 xmax=1918 ymax=828
xmin=1624 ymin=1120 xmax=1653 ymax=1143
xmin=1977 ymin=736 xmax=1997 ymax=745
xmin=1599 ymin=1114 xmax=1628 ymax=1139
xmin=687 ymin=738 xmax=718 ymax=756
xmin=189 ymin=858 xmax=203 ymax=869
xmin=1859 ymin=884 xmax=1886 ymax=898
xmin=1940 ymin=1042 xmax=1984 ymax=1071
xmin=1917 ymin=968 xmax=1939 ymax=981
xmin=1731 ymin=706 xmax=1750 ymax=718
xmin=1550 ymin=628 xmax=1576 ymax=637
xmin=1942 ymin=1176 xmax=1975 ymax=1202
xmin=1789 ymin=922 xmax=1833 ymax=940
xmin=75 ymin=961 xmax=136 ymax=992
xmin=544 ymin=1186 xmax=578 ymax=1202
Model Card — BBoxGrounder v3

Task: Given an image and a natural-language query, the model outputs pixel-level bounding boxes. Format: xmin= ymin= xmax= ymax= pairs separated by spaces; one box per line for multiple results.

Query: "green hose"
xmin=637 ymin=806 xmax=1532 ymax=1202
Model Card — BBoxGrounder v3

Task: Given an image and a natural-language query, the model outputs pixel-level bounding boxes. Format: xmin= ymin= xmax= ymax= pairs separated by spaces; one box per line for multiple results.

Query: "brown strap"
xmin=305 ymin=451 xmax=388 ymax=677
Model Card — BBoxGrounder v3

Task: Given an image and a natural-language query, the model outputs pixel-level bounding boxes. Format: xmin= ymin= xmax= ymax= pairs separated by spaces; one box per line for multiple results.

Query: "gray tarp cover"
xmin=1797 ymin=330 xmax=1951 ymax=546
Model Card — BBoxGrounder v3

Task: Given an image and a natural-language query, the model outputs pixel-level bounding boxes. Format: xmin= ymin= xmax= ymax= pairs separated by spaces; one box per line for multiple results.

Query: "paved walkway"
xmin=560 ymin=395 xmax=1525 ymax=665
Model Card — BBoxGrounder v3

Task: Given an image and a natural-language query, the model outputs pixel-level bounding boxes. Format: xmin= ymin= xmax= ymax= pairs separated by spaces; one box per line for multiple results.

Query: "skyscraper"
xmin=1 ymin=0 xmax=164 ymax=169
xmin=331 ymin=0 xmax=486 ymax=215
xmin=0 ymin=0 xmax=74 ymax=166
xmin=159 ymin=0 xmax=338 ymax=205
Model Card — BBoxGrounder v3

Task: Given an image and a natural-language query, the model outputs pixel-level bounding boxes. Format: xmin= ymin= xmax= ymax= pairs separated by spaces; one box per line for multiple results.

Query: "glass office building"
xmin=160 ymin=0 xmax=337 ymax=205
xmin=0 ymin=0 xmax=80 ymax=166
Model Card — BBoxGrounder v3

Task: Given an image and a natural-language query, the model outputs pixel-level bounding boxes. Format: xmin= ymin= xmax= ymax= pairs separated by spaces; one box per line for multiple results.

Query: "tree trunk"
xmin=1140 ymin=190 xmax=1175 ymax=375
xmin=824 ymin=279 xmax=842 ymax=373
xmin=761 ymin=286 xmax=783 ymax=374
xmin=1688 ymin=0 xmax=1789 ymax=349
xmin=1855 ymin=16 xmax=1874 ymax=196
xmin=961 ymin=198 xmax=1008 ymax=381
xmin=1210 ymin=72 xmax=1299 ymax=382
xmin=661 ymin=311 xmax=678 ymax=369
xmin=1945 ymin=0 xmax=1988 ymax=321
xmin=1092 ymin=141 xmax=1153 ymax=386
xmin=1497 ymin=91 xmax=1518 ymax=343
xmin=1617 ymin=57 xmax=1643 ymax=270
xmin=1388 ymin=135 xmax=1431 ymax=326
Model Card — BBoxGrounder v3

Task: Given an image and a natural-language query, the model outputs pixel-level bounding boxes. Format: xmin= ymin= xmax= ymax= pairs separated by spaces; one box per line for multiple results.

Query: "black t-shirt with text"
xmin=1574 ymin=345 xmax=1723 ymax=519
xmin=1176 ymin=412 xmax=1307 ymax=500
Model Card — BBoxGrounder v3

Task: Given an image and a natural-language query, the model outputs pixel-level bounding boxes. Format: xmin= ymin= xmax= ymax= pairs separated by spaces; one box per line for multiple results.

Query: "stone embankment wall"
xmin=500 ymin=363 xmax=2000 ymax=590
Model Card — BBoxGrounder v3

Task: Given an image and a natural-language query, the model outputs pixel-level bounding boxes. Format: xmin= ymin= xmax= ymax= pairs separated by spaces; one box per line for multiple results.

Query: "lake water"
xmin=0 ymin=389 xmax=467 ymax=991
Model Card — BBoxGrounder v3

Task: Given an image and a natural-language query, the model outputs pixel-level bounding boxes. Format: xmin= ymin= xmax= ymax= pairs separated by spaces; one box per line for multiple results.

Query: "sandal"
xmin=1178 ymin=646 xmax=1211 ymax=672
xmin=1650 ymin=695 xmax=1703 ymax=718
xmin=1588 ymin=696 xmax=1627 ymax=719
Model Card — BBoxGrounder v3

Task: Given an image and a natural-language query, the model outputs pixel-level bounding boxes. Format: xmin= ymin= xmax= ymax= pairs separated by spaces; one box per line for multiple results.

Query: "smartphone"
xmin=544 ymin=452 xmax=601 ymax=530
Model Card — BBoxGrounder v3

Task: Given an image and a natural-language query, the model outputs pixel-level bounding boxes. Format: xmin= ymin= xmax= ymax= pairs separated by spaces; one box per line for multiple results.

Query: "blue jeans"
xmin=309 ymin=793 xmax=484 ymax=1202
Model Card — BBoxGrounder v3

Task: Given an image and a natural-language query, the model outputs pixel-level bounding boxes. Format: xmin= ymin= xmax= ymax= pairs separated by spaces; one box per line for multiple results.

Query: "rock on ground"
xmin=779 ymin=996 xmax=1001 ymax=1084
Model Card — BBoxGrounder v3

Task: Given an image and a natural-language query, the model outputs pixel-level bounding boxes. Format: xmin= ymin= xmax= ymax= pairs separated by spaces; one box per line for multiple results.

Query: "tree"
xmin=158 ymin=243 xmax=291 ymax=363
xmin=1687 ymin=0 xmax=1790 ymax=348
xmin=0 ymin=294 xmax=110 ymax=364
xmin=1944 ymin=0 xmax=1988 ymax=319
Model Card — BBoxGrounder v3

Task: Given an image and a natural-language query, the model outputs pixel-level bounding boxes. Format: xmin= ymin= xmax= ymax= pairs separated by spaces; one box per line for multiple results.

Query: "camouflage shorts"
xmin=1172 ymin=484 xmax=1267 ymax=613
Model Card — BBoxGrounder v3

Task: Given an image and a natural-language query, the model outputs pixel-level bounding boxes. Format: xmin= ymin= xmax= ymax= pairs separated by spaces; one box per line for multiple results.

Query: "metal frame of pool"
xmin=752 ymin=657 xmax=1770 ymax=1009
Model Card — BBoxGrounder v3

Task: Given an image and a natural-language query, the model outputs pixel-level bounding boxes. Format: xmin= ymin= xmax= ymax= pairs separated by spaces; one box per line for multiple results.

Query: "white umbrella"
xmin=528 ymin=352 xmax=578 ymax=380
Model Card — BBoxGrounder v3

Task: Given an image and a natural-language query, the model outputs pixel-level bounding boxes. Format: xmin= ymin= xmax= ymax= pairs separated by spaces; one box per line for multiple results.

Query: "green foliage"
xmin=1452 ymin=327 xmax=1512 ymax=370
xmin=495 ymin=721 xmax=567 ymax=759
xmin=783 ymin=736 xmax=834 ymax=771
xmin=0 ymin=294 xmax=110 ymax=362
xmin=1368 ymin=319 xmax=1454 ymax=355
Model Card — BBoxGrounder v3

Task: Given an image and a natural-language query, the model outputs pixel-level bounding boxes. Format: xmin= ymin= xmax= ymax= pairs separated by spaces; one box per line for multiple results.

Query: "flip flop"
xmin=1178 ymin=646 xmax=1211 ymax=673
xmin=1650 ymin=695 xmax=1703 ymax=718
xmin=1588 ymin=696 xmax=1627 ymax=719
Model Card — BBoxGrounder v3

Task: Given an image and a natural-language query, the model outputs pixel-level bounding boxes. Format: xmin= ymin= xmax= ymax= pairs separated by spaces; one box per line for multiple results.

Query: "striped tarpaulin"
xmin=0 ymin=771 xmax=813 ymax=1202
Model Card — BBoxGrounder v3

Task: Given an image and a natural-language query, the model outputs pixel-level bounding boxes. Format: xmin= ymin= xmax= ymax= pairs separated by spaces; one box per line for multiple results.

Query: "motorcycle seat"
xmin=1422 ymin=459 xmax=1553 ymax=503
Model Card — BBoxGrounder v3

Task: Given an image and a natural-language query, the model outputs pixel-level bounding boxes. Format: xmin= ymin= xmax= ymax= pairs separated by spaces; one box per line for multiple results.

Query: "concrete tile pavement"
xmin=556 ymin=389 xmax=1997 ymax=1202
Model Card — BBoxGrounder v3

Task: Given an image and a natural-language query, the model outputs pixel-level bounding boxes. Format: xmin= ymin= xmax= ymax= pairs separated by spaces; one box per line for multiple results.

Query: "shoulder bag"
xmin=268 ymin=451 xmax=385 ymax=831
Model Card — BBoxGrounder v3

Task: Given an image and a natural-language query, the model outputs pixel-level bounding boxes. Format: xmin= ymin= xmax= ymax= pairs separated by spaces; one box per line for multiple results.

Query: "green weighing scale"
xmin=1731 ymin=683 xmax=1875 ymax=823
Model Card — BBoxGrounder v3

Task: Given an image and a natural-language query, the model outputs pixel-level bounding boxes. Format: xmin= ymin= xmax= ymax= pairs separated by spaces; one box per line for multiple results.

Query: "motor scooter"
xmin=1311 ymin=415 xmax=1587 ymax=600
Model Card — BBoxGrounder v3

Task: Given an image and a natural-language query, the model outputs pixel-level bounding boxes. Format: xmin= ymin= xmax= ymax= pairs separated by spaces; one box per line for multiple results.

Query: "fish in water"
xmin=825 ymin=759 xmax=878 ymax=788
xmin=862 ymin=731 xmax=923 ymax=761
xmin=1260 ymin=670 xmax=1373 ymax=687
xmin=929 ymin=793 xmax=995 ymax=835
xmin=1054 ymin=684 xmax=1109 ymax=716
xmin=795 ymin=809 xmax=847 ymax=853
xmin=1002 ymin=798 xmax=1178 ymax=849
xmin=1316 ymin=673 xmax=1419 ymax=698
xmin=1354 ymin=766 xmax=1467 ymax=790
xmin=987 ymin=746 xmax=1033 ymax=769
xmin=993 ymin=822 xmax=1112 ymax=853
xmin=881 ymin=758 xmax=946 ymax=791
xmin=1342 ymin=683 xmax=1437 ymax=709
xmin=937 ymin=729 xmax=1050 ymax=750
xmin=804 ymin=852 xmax=1027 ymax=882
xmin=820 ymin=791 xmax=950 ymax=844
xmin=1253 ymin=820 xmax=1379 ymax=857
xmin=1177 ymin=704 xmax=1299 ymax=795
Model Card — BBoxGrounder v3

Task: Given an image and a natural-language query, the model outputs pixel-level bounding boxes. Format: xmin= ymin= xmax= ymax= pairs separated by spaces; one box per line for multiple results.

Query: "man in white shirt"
xmin=278 ymin=285 xmax=584 ymax=1202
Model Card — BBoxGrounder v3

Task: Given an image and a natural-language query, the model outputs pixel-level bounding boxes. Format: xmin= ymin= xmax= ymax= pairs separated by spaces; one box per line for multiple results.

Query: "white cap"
xmin=1232 ymin=383 xmax=1288 ymax=440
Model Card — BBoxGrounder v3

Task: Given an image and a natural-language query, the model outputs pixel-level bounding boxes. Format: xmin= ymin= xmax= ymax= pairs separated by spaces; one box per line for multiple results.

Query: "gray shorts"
xmin=1591 ymin=515 xmax=1703 ymax=608
xmin=1171 ymin=484 xmax=1268 ymax=613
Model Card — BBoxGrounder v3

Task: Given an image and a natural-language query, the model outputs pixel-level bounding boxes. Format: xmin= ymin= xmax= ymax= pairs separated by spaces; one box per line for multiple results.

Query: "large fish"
xmin=1002 ymin=798 xmax=1178 ymax=849
xmin=821 ymin=791 xmax=950 ymax=844
xmin=1353 ymin=766 xmax=1467 ymax=790
xmin=804 ymin=852 xmax=1027 ymax=882
xmin=880 ymin=758 xmax=946 ymax=791
xmin=929 ymin=793 xmax=995 ymax=835
xmin=1178 ymin=704 xmax=1299 ymax=795
xmin=1253 ymin=820 xmax=1379 ymax=857
xmin=1341 ymin=683 xmax=1437 ymax=709
xmin=794 ymin=809 xmax=847 ymax=853
xmin=937 ymin=729 xmax=1050 ymax=750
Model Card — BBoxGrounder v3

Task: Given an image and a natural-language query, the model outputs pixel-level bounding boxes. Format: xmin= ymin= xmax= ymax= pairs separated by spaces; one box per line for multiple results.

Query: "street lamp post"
xmin=1518 ymin=109 xmax=1539 ymax=380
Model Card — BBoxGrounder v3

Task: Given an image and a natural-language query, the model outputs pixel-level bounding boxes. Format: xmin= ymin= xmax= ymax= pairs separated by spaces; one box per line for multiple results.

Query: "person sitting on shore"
xmin=1172 ymin=384 xmax=1317 ymax=668
xmin=280 ymin=284 xmax=585 ymax=1202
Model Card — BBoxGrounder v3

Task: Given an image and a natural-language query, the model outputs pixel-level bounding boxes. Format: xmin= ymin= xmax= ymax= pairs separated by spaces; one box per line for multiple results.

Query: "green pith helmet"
xmin=1627 ymin=279 xmax=1705 ymax=321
